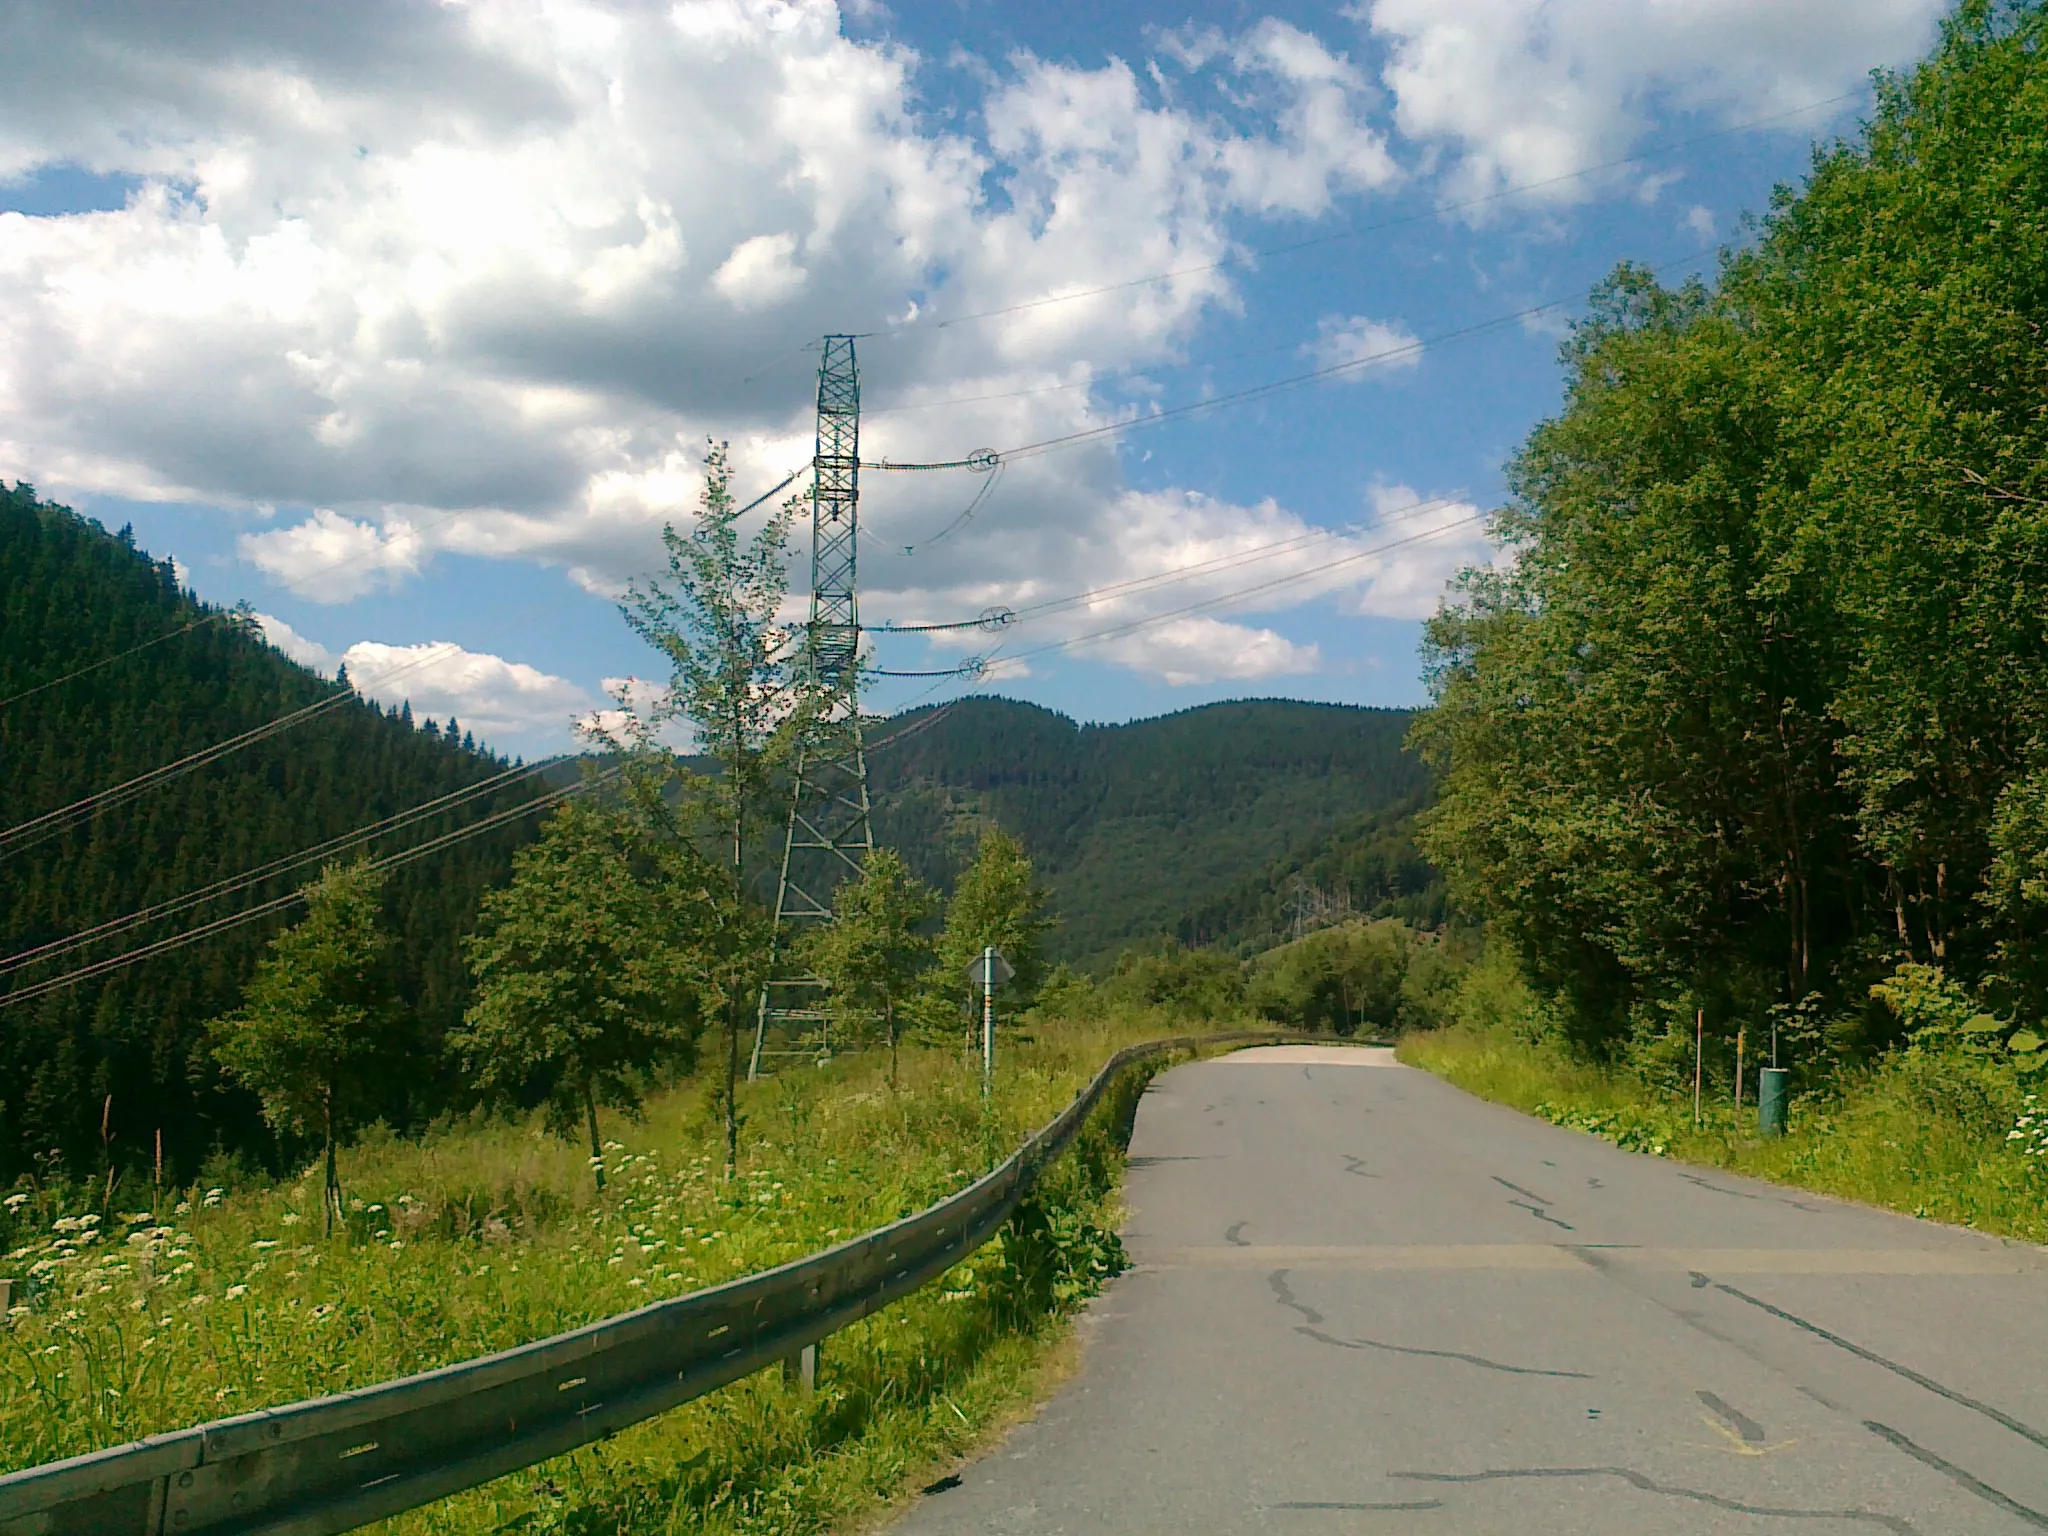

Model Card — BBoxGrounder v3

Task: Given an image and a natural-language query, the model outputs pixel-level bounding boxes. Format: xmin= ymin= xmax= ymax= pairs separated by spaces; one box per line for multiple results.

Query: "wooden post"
xmin=1694 ymin=1010 xmax=1704 ymax=1127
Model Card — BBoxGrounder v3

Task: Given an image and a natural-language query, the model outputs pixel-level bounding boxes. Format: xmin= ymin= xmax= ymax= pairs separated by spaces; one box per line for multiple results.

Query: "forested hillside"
xmin=0 ymin=486 xmax=546 ymax=1184
xmin=867 ymin=696 xmax=1429 ymax=967
xmin=1418 ymin=1 xmax=2048 ymax=1069
xmin=1173 ymin=793 xmax=1445 ymax=955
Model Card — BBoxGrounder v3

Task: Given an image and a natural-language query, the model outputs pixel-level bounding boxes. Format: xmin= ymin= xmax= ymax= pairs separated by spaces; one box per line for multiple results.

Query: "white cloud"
xmin=1341 ymin=482 xmax=1496 ymax=620
xmin=1363 ymin=0 xmax=1945 ymax=207
xmin=239 ymin=509 xmax=425 ymax=600
xmin=0 ymin=0 xmax=1921 ymax=690
xmin=0 ymin=1 xmax=1413 ymax=688
xmin=1684 ymin=204 xmax=1716 ymax=239
xmin=1303 ymin=313 xmax=1423 ymax=378
xmin=341 ymin=640 xmax=598 ymax=752
xmin=253 ymin=611 xmax=338 ymax=670
xmin=712 ymin=232 xmax=807 ymax=312
xmin=1086 ymin=616 xmax=1320 ymax=688
xmin=253 ymin=613 xmax=595 ymax=753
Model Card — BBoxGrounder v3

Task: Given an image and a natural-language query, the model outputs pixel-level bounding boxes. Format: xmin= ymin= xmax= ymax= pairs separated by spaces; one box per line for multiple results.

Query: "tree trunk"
xmin=886 ymin=1000 xmax=899 ymax=1092
xmin=585 ymin=1078 xmax=606 ymax=1192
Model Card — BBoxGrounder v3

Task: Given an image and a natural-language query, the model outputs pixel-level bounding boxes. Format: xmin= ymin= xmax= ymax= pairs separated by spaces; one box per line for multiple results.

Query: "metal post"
xmin=781 ymin=1342 xmax=817 ymax=1393
xmin=981 ymin=945 xmax=996 ymax=1099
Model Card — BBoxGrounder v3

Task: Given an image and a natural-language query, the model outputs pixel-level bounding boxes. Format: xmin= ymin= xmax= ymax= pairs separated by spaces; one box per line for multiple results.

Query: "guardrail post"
xmin=781 ymin=1342 xmax=817 ymax=1393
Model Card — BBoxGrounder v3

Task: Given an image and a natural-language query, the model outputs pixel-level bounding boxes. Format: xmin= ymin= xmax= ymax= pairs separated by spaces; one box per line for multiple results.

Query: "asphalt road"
xmin=890 ymin=1043 xmax=2048 ymax=1534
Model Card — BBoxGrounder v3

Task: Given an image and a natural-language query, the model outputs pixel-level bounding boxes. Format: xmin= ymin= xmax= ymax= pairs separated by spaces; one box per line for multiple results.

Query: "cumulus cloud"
xmin=1362 ymin=0 xmax=1945 ymax=206
xmin=1086 ymin=616 xmax=1320 ymax=688
xmin=253 ymin=612 xmax=596 ymax=753
xmin=253 ymin=611 xmax=337 ymax=670
xmin=1303 ymin=313 xmax=1423 ymax=378
xmin=1339 ymin=482 xmax=1497 ymax=620
xmin=0 ymin=0 xmax=1927 ymax=690
xmin=0 ymin=0 xmax=1418 ymax=685
xmin=240 ymin=509 xmax=425 ymax=600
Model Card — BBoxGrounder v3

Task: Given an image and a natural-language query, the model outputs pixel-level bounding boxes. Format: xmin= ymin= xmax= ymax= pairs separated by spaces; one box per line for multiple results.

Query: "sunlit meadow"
xmin=1 ymin=1009 xmax=1219 ymax=1534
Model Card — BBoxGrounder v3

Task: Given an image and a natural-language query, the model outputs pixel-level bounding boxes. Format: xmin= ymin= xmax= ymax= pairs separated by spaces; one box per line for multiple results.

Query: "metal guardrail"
xmin=0 ymin=1030 xmax=1308 ymax=1536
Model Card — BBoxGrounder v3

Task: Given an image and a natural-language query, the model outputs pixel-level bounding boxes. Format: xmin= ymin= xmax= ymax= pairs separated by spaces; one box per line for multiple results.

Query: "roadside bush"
xmin=1098 ymin=941 xmax=1248 ymax=1021
xmin=1247 ymin=920 xmax=1411 ymax=1035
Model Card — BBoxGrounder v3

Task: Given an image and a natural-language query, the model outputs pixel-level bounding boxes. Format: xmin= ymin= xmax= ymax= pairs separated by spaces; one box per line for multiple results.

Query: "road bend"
xmin=890 ymin=1044 xmax=2048 ymax=1534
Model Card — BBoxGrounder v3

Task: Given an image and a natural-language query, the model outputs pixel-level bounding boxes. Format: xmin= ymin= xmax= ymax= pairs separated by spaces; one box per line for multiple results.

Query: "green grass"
xmin=1399 ymin=1025 xmax=2048 ymax=1244
xmin=0 ymin=1008 xmax=1226 ymax=1533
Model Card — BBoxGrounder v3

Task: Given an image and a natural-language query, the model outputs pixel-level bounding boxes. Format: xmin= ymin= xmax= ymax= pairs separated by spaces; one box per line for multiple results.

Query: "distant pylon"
xmin=750 ymin=336 xmax=873 ymax=1077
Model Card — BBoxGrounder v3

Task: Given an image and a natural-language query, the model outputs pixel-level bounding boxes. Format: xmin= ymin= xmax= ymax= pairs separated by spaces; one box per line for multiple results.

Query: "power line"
xmin=897 ymin=458 xmax=1005 ymax=554
xmin=0 ymin=493 xmax=553 ymax=713
xmin=0 ymin=760 xmax=558 ymax=980
xmin=847 ymin=88 xmax=1862 ymax=346
xmin=0 ymin=614 xmax=229 ymax=712
xmin=1006 ymin=511 xmax=1488 ymax=667
xmin=0 ymin=641 xmax=464 ymax=861
xmin=0 ymin=772 xmax=604 ymax=1011
xmin=1009 ymin=495 xmax=1463 ymax=625
xmin=990 ymin=242 xmax=1721 ymax=466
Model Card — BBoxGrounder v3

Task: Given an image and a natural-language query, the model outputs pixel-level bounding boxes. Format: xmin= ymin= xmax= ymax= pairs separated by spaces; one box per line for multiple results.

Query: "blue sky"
xmin=0 ymin=0 xmax=1948 ymax=755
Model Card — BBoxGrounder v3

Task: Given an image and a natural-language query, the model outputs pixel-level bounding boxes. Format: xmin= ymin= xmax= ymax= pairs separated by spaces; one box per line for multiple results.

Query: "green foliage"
xmin=208 ymin=862 xmax=405 ymax=1221
xmin=1416 ymin=5 xmax=2048 ymax=1064
xmin=868 ymin=697 xmax=1431 ymax=968
xmin=1247 ymin=920 xmax=1413 ymax=1035
xmin=802 ymin=849 xmax=938 ymax=1083
xmin=0 ymin=1011 xmax=1222 ymax=1534
xmin=1098 ymin=940 xmax=1248 ymax=1022
xmin=617 ymin=442 xmax=805 ymax=1174
xmin=1404 ymin=1021 xmax=2048 ymax=1244
xmin=935 ymin=828 xmax=1053 ymax=1006
xmin=0 ymin=486 xmax=538 ymax=1188
xmin=454 ymin=797 xmax=713 ymax=1182
xmin=1176 ymin=793 xmax=1447 ymax=954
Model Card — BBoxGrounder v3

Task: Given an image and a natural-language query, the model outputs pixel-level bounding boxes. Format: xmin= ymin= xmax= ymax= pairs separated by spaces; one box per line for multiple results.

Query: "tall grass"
xmin=0 ymin=1008 xmax=1216 ymax=1534
xmin=1400 ymin=1025 xmax=2048 ymax=1244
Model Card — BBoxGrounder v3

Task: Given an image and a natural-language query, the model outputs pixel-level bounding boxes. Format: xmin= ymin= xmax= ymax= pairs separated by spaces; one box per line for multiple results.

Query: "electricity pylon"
xmin=750 ymin=336 xmax=872 ymax=1077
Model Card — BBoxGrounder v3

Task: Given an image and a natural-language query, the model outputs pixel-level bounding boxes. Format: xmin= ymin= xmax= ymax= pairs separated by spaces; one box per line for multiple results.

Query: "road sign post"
xmin=967 ymin=946 xmax=1014 ymax=1099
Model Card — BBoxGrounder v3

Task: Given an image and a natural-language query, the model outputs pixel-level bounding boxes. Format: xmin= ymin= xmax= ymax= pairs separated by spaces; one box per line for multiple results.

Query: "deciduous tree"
xmin=454 ymin=796 xmax=711 ymax=1191
xmin=208 ymin=862 xmax=404 ymax=1232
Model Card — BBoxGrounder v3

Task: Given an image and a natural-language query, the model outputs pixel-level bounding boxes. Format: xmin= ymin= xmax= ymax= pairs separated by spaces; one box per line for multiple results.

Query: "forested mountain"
xmin=1171 ymin=792 xmax=1446 ymax=956
xmin=1418 ymin=4 xmax=2048 ymax=1063
xmin=0 ymin=486 xmax=546 ymax=1185
xmin=866 ymin=697 xmax=1430 ymax=967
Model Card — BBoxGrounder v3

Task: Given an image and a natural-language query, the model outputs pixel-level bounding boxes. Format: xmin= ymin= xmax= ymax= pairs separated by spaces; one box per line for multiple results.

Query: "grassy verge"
xmin=0 ymin=1010 xmax=1222 ymax=1533
xmin=1398 ymin=1025 xmax=2048 ymax=1245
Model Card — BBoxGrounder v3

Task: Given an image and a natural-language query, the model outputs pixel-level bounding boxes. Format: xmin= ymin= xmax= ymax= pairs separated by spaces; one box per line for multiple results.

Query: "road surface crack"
xmin=1389 ymin=1467 xmax=1919 ymax=1531
xmin=1340 ymin=1154 xmax=1379 ymax=1179
xmin=1710 ymin=1278 xmax=2048 ymax=1452
xmin=1224 ymin=1221 xmax=1251 ymax=1248
xmin=1679 ymin=1172 xmax=1827 ymax=1211
xmin=1269 ymin=1271 xmax=1588 ymax=1378
xmin=1865 ymin=1421 xmax=2048 ymax=1530
xmin=1492 ymin=1175 xmax=1575 ymax=1229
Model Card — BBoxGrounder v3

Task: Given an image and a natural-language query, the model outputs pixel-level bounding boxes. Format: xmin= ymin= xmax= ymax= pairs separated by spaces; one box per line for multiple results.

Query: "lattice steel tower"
xmin=750 ymin=336 xmax=873 ymax=1077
